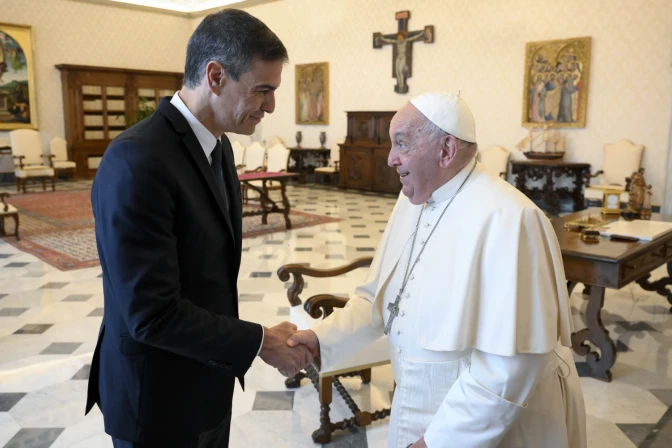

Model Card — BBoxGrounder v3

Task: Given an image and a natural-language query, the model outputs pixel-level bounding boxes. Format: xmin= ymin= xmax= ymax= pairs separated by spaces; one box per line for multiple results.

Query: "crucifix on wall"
xmin=373 ymin=11 xmax=434 ymax=94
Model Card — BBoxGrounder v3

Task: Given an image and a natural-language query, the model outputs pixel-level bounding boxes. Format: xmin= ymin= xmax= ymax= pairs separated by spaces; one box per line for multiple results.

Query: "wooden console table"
xmin=287 ymin=147 xmax=330 ymax=184
xmin=552 ymin=209 xmax=672 ymax=381
xmin=238 ymin=172 xmax=298 ymax=229
xmin=512 ymin=160 xmax=590 ymax=215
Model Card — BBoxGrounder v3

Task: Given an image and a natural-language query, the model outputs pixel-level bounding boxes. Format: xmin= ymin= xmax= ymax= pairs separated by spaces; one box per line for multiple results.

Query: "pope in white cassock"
xmin=287 ymin=92 xmax=586 ymax=448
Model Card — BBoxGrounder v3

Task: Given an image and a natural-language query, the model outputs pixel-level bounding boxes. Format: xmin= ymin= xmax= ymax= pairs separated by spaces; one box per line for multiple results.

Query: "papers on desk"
xmin=598 ymin=219 xmax=672 ymax=241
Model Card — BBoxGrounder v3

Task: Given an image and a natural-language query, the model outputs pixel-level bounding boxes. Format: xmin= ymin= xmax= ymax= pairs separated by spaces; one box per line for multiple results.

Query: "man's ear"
xmin=438 ymin=134 xmax=458 ymax=168
xmin=205 ymin=61 xmax=228 ymax=94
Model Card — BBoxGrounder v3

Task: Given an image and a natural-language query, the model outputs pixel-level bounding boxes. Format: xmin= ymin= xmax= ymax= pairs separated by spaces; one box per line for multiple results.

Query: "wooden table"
xmin=552 ymin=209 xmax=672 ymax=381
xmin=287 ymin=147 xmax=330 ymax=184
xmin=238 ymin=172 xmax=299 ymax=229
xmin=512 ymin=160 xmax=590 ymax=215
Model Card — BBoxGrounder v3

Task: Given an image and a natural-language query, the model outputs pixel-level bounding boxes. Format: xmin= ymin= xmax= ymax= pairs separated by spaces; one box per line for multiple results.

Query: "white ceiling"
xmin=75 ymin=0 xmax=268 ymax=15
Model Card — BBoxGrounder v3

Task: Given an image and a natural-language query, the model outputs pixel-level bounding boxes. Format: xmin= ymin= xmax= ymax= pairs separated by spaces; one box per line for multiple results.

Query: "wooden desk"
xmin=287 ymin=147 xmax=330 ymax=184
xmin=552 ymin=209 xmax=672 ymax=381
xmin=512 ymin=160 xmax=590 ymax=215
xmin=238 ymin=172 xmax=299 ymax=229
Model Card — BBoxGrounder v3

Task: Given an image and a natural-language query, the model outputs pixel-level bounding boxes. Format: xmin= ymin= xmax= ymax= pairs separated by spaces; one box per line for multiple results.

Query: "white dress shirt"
xmin=170 ymin=92 xmax=264 ymax=357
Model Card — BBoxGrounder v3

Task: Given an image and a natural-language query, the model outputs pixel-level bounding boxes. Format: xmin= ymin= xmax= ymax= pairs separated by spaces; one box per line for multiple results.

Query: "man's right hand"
xmin=259 ymin=322 xmax=312 ymax=377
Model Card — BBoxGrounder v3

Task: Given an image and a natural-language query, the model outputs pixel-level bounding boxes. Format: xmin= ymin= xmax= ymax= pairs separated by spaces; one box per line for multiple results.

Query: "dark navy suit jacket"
xmin=85 ymin=97 xmax=262 ymax=444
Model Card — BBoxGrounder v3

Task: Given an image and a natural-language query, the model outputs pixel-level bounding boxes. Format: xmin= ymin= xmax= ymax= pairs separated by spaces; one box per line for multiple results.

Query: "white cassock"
xmin=311 ymin=159 xmax=586 ymax=448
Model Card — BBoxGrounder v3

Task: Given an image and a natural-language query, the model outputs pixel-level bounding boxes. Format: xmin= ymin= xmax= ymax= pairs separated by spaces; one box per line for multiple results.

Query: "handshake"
xmin=258 ymin=322 xmax=320 ymax=377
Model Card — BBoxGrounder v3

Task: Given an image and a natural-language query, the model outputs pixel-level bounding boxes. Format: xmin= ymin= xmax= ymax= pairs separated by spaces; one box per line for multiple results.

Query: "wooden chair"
xmin=314 ymin=139 xmax=344 ymax=186
xmin=231 ymin=140 xmax=246 ymax=174
xmin=478 ymin=145 xmax=510 ymax=179
xmin=47 ymin=137 xmax=77 ymax=179
xmin=9 ymin=129 xmax=55 ymax=193
xmin=585 ymin=139 xmax=644 ymax=205
xmin=241 ymin=142 xmax=266 ymax=203
xmin=277 ymin=257 xmax=391 ymax=444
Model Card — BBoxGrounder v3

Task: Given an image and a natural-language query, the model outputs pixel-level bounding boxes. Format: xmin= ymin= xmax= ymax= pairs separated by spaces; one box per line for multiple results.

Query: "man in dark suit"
xmin=85 ymin=9 xmax=311 ymax=447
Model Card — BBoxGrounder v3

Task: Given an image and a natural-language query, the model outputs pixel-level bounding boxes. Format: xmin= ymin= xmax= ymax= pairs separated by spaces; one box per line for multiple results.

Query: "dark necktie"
xmin=210 ymin=140 xmax=229 ymax=212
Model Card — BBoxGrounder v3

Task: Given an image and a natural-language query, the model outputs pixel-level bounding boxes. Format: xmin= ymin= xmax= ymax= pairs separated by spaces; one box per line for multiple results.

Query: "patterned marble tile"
xmin=87 ymin=309 xmax=104 ymax=317
xmin=0 ymin=308 xmax=28 ymax=317
xmin=13 ymin=324 xmax=53 ymax=335
xmin=62 ymin=295 xmax=93 ymax=302
xmin=0 ymin=393 xmax=26 ymax=412
xmin=40 ymin=343 xmax=82 ymax=355
xmin=252 ymin=391 xmax=295 ymax=411
xmin=71 ymin=365 xmax=91 ymax=381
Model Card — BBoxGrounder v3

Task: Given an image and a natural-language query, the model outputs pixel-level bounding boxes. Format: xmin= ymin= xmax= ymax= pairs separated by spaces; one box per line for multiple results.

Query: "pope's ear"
xmin=439 ymin=135 xmax=458 ymax=168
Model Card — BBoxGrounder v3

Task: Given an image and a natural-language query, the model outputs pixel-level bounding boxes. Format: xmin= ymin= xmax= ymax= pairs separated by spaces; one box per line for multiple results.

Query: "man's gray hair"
xmin=183 ymin=9 xmax=288 ymax=87
xmin=419 ymin=116 xmax=477 ymax=154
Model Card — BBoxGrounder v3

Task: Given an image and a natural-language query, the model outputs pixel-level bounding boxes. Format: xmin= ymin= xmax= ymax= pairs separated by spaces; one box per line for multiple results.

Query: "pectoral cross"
xmin=373 ymin=10 xmax=434 ymax=94
xmin=384 ymin=292 xmax=402 ymax=335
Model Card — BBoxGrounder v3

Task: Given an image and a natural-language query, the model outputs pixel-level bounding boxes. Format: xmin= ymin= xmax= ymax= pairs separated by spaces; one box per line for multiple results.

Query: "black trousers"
xmin=112 ymin=410 xmax=232 ymax=448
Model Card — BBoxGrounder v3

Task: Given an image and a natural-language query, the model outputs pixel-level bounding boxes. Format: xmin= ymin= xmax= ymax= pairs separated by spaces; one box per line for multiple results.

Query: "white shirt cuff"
xmin=255 ymin=325 xmax=264 ymax=357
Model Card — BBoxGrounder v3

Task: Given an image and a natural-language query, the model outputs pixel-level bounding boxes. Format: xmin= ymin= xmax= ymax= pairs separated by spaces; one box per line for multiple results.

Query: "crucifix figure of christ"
xmin=373 ymin=10 xmax=434 ymax=94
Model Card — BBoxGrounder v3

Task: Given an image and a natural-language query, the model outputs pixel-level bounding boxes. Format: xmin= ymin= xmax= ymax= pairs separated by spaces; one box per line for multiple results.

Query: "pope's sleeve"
xmin=423 ymin=350 xmax=554 ymax=448
xmin=309 ymin=195 xmax=406 ymax=370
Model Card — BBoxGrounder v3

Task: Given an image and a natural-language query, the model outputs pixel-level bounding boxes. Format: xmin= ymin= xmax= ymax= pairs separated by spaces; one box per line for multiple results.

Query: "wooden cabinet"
xmin=338 ymin=111 xmax=400 ymax=194
xmin=56 ymin=64 xmax=183 ymax=178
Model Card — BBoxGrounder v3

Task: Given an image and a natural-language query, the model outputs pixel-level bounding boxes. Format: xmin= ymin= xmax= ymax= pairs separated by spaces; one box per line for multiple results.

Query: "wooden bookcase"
xmin=56 ymin=64 xmax=183 ymax=178
xmin=338 ymin=111 xmax=401 ymax=194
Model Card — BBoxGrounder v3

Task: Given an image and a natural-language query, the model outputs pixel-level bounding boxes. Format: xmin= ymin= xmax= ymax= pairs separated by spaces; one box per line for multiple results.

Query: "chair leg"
xmin=21 ymin=178 xmax=27 ymax=194
xmin=15 ymin=177 xmax=20 ymax=192
xmin=51 ymin=176 xmax=55 ymax=191
xmin=284 ymin=371 xmax=306 ymax=389
xmin=312 ymin=376 xmax=333 ymax=444
xmin=41 ymin=177 xmax=46 ymax=191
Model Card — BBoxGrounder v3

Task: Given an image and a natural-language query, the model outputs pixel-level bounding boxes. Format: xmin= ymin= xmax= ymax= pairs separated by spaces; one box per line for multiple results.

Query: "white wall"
xmin=194 ymin=0 xmax=672 ymax=205
xmin=0 ymin=0 xmax=189 ymax=171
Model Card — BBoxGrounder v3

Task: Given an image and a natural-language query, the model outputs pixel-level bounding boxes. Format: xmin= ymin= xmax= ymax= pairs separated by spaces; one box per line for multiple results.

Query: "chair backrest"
xmin=9 ymin=129 xmax=43 ymax=165
xmin=330 ymin=138 xmax=345 ymax=164
xmin=479 ymin=146 xmax=510 ymax=178
xmin=266 ymin=143 xmax=290 ymax=172
xmin=602 ymin=139 xmax=644 ymax=186
xmin=49 ymin=137 xmax=69 ymax=161
xmin=231 ymin=140 xmax=245 ymax=167
xmin=267 ymin=135 xmax=284 ymax=148
xmin=243 ymin=141 xmax=266 ymax=171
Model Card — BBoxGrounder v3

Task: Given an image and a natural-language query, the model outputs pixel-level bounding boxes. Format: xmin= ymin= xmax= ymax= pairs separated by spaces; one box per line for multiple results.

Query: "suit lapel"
xmin=157 ymin=98 xmax=235 ymax=245
xmin=220 ymin=135 xmax=243 ymax=263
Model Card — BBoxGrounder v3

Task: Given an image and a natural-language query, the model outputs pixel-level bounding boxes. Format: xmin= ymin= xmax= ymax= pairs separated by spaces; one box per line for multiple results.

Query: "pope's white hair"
xmin=418 ymin=116 xmax=477 ymax=154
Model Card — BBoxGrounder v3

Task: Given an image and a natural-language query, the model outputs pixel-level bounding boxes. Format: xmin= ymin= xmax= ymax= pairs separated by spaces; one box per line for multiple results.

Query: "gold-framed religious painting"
xmin=295 ymin=62 xmax=329 ymax=125
xmin=0 ymin=23 xmax=38 ymax=130
xmin=522 ymin=36 xmax=591 ymax=128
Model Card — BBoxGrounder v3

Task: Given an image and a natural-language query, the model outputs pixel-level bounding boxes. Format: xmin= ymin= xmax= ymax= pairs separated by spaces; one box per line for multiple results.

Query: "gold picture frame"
xmin=0 ymin=23 xmax=38 ymax=130
xmin=295 ymin=62 xmax=329 ymax=125
xmin=522 ymin=36 xmax=591 ymax=128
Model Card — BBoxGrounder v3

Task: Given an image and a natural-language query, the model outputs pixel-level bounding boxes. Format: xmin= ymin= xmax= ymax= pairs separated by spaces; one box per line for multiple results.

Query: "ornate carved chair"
xmin=314 ymin=139 xmax=344 ymax=186
xmin=9 ymin=129 xmax=56 ymax=193
xmin=241 ymin=142 xmax=267 ymax=203
xmin=584 ymin=139 xmax=644 ymax=205
xmin=47 ymin=137 xmax=77 ymax=179
xmin=478 ymin=145 xmax=510 ymax=179
xmin=277 ymin=257 xmax=391 ymax=444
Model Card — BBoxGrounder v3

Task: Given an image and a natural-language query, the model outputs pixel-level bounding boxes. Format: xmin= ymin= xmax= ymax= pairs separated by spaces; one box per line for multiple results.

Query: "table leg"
xmin=545 ymin=168 xmax=560 ymax=216
xmin=635 ymin=262 xmax=672 ymax=312
xmin=280 ymin=180 xmax=292 ymax=230
xmin=260 ymin=180 xmax=269 ymax=225
xmin=570 ymin=284 xmax=616 ymax=382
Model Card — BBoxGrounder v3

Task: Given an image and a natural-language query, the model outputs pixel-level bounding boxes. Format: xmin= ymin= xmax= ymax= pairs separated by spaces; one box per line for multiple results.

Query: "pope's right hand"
xmin=259 ymin=322 xmax=312 ymax=377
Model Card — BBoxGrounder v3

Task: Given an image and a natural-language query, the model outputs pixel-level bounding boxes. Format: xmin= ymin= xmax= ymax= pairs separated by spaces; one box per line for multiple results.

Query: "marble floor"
xmin=0 ymin=181 xmax=671 ymax=447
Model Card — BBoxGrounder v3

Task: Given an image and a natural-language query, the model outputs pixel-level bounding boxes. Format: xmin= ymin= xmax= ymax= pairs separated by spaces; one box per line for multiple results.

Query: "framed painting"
xmin=0 ymin=23 xmax=37 ymax=130
xmin=295 ymin=62 xmax=329 ymax=125
xmin=522 ymin=36 xmax=591 ymax=128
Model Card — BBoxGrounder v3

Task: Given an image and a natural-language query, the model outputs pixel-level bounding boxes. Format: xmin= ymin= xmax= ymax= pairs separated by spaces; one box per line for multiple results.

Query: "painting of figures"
xmin=522 ymin=37 xmax=591 ymax=128
xmin=0 ymin=23 xmax=37 ymax=130
xmin=295 ymin=62 xmax=328 ymax=125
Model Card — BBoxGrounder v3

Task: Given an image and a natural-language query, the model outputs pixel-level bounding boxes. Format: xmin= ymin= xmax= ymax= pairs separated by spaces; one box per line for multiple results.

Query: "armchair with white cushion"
xmin=47 ymin=137 xmax=77 ymax=178
xmin=245 ymin=143 xmax=290 ymax=201
xmin=277 ymin=257 xmax=391 ymax=443
xmin=584 ymin=139 xmax=644 ymax=205
xmin=230 ymin=140 xmax=246 ymax=173
xmin=478 ymin=145 xmax=510 ymax=179
xmin=241 ymin=142 xmax=267 ymax=203
xmin=314 ymin=138 xmax=345 ymax=186
xmin=9 ymin=129 xmax=55 ymax=193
